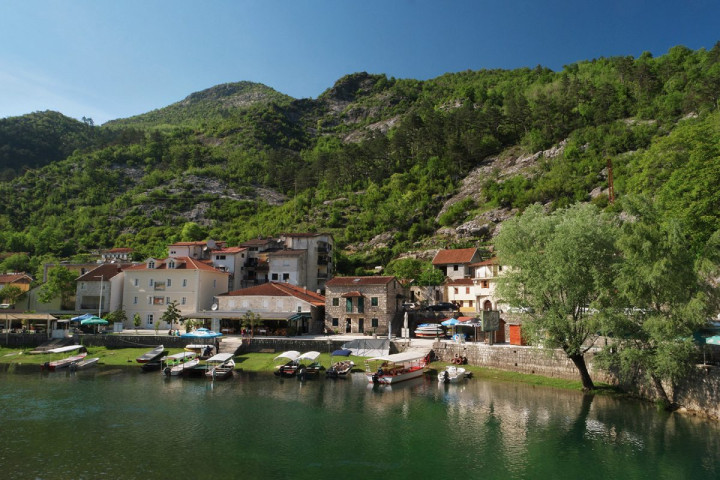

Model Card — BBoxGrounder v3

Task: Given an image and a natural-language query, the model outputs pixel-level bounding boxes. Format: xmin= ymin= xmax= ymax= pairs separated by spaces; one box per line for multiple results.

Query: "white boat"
xmin=296 ymin=351 xmax=322 ymax=380
xmin=205 ymin=353 xmax=235 ymax=380
xmin=274 ymin=351 xmax=301 ymax=377
xmin=326 ymin=349 xmax=354 ymax=378
xmin=163 ymin=352 xmax=198 ymax=376
xmin=71 ymin=357 xmax=99 ymax=370
xmin=365 ymin=351 xmax=429 ymax=385
xmin=438 ymin=365 xmax=467 ymax=384
xmin=47 ymin=344 xmax=84 ymax=354
xmin=414 ymin=324 xmax=445 ymax=338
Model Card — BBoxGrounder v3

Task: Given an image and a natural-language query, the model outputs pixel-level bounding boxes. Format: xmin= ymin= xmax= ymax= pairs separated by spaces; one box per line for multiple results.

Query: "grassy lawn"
xmin=0 ymin=346 xmax=619 ymax=394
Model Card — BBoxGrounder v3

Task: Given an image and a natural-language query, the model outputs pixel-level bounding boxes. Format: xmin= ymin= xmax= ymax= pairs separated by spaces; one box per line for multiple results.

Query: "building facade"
xmin=324 ymin=276 xmax=403 ymax=335
xmin=75 ymin=263 xmax=128 ymax=314
xmin=122 ymin=256 xmax=229 ymax=330
xmin=431 ymin=248 xmax=482 ymax=281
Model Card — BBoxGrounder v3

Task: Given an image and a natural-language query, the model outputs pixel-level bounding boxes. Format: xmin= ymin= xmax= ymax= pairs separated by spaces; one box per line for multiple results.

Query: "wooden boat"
xmin=136 ymin=345 xmax=164 ymax=363
xmin=296 ymin=351 xmax=322 ymax=380
xmin=204 ymin=353 xmax=235 ymax=380
xmin=414 ymin=324 xmax=445 ymax=338
xmin=184 ymin=343 xmax=215 ymax=359
xmin=438 ymin=365 xmax=467 ymax=384
xmin=45 ymin=352 xmax=88 ymax=371
xmin=273 ymin=351 xmax=301 ymax=377
xmin=326 ymin=349 xmax=354 ymax=378
xmin=365 ymin=352 xmax=429 ymax=385
xmin=69 ymin=357 xmax=99 ymax=371
xmin=141 ymin=361 xmax=162 ymax=372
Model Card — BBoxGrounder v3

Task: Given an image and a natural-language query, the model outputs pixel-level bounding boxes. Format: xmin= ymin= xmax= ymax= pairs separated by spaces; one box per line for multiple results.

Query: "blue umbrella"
xmin=181 ymin=329 xmax=223 ymax=338
xmin=441 ymin=318 xmax=460 ymax=326
xmin=71 ymin=313 xmax=94 ymax=323
xmin=706 ymin=336 xmax=720 ymax=346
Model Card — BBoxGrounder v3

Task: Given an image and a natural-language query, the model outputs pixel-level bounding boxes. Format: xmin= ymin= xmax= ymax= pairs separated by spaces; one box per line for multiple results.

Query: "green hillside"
xmin=1 ymin=43 xmax=719 ymax=276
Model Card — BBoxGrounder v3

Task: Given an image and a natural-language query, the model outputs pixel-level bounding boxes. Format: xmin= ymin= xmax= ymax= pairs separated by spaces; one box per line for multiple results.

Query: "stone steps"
xmin=218 ymin=336 xmax=243 ymax=355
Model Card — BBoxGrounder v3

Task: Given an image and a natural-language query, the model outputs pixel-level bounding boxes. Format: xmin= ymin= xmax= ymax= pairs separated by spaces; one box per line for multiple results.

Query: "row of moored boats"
xmin=136 ymin=345 xmax=236 ymax=380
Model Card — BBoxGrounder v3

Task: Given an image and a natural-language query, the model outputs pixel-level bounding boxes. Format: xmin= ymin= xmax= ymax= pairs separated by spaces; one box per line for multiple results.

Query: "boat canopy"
xmin=298 ymin=351 xmax=320 ymax=362
xmin=368 ymin=351 xmax=428 ymax=363
xmin=274 ymin=351 xmax=301 ymax=361
xmin=331 ymin=349 xmax=352 ymax=357
xmin=166 ymin=351 xmax=196 ymax=361
xmin=206 ymin=353 xmax=234 ymax=363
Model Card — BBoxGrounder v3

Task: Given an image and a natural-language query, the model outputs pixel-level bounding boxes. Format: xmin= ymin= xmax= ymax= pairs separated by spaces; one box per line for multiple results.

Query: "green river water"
xmin=0 ymin=364 xmax=718 ymax=480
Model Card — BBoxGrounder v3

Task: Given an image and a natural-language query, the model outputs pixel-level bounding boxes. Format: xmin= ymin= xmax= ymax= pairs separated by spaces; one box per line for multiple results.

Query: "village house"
xmin=471 ymin=257 xmax=505 ymax=311
xmin=0 ymin=272 xmax=32 ymax=295
xmin=122 ymin=256 xmax=229 ymax=331
xmin=75 ymin=263 xmax=129 ymax=314
xmin=209 ymin=246 xmax=249 ymax=291
xmin=445 ymin=278 xmax=476 ymax=313
xmin=238 ymin=237 xmax=281 ymax=287
xmin=201 ymin=282 xmax=326 ymax=335
xmin=100 ymin=248 xmax=134 ymax=262
xmin=324 ymin=276 xmax=403 ymax=335
xmin=432 ymin=247 xmax=483 ymax=281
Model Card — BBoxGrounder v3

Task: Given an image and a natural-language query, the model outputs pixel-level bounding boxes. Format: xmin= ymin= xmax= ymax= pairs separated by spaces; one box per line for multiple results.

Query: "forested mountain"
xmin=1 ymin=43 xmax=719 ymax=277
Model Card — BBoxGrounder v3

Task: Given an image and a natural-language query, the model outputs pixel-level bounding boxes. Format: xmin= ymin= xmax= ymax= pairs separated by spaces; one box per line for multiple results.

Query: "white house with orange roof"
xmin=122 ymin=256 xmax=229 ymax=330
xmin=470 ymin=257 xmax=506 ymax=311
xmin=445 ymin=277 xmax=476 ymax=313
xmin=431 ymin=248 xmax=482 ymax=280
xmin=209 ymin=246 xmax=249 ymax=291
xmin=205 ymin=282 xmax=326 ymax=335
xmin=75 ymin=263 xmax=130 ymax=314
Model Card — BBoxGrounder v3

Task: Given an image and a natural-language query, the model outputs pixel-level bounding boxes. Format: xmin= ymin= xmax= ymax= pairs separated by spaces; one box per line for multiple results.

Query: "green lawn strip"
xmin=0 ymin=346 xmax=189 ymax=367
xmin=233 ymin=352 xmax=368 ymax=373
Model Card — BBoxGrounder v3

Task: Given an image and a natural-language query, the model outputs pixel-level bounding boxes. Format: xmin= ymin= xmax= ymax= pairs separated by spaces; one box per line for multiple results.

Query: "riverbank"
xmin=0 ymin=345 xmax=612 ymax=393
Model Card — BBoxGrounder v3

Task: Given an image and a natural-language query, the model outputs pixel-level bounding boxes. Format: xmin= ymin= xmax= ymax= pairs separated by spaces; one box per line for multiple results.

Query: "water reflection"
xmin=0 ymin=367 xmax=719 ymax=479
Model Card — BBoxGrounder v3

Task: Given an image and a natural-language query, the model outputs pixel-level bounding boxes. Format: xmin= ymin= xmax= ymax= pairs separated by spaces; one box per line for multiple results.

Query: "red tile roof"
xmin=124 ymin=257 xmax=227 ymax=273
xmin=76 ymin=263 xmax=131 ymax=281
xmin=0 ymin=273 xmax=32 ymax=284
xmin=446 ymin=278 xmax=474 ymax=286
xmin=469 ymin=257 xmax=498 ymax=267
xmin=216 ymin=246 xmax=247 ymax=254
xmin=222 ymin=282 xmax=325 ymax=306
xmin=432 ymin=248 xmax=479 ymax=265
xmin=326 ymin=276 xmax=396 ymax=287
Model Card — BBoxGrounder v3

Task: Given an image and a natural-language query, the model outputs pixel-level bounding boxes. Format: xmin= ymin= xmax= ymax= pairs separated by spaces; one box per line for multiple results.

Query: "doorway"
xmin=483 ymin=300 xmax=493 ymax=311
xmin=345 ymin=318 xmax=352 ymax=333
xmin=358 ymin=318 xmax=364 ymax=334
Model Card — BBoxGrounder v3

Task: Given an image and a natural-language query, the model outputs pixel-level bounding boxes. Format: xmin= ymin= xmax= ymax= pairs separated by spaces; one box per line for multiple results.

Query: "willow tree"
xmin=495 ymin=203 xmax=618 ymax=390
xmin=601 ymin=197 xmax=720 ymax=407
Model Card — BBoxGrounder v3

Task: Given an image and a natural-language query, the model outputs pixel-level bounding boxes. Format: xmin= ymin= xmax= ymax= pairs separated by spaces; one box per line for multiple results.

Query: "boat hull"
xmin=367 ymin=366 xmax=425 ymax=385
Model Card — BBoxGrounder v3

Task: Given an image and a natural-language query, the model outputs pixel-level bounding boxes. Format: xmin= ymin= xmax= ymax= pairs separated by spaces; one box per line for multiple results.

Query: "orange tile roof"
xmin=0 ymin=273 xmax=32 ymax=283
xmin=124 ymin=257 xmax=227 ymax=273
xmin=76 ymin=263 xmax=131 ymax=281
xmin=469 ymin=257 xmax=498 ymax=267
xmin=326 ymin=276 xmax=395 ymax=287
xmin=432 ymin=248 xmax=478 ymax=265
xmin=217 ymin=246 xmax=247 ymax=254
xmin=222 ymin=282 xmax=325 ymax=306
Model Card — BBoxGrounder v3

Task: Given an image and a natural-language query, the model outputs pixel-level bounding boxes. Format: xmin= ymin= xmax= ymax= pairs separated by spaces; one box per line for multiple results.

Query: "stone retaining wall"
xmin=78 ymin=334 xmax=207 ymax=349
xmin=236 ymin=337 xmax=351 ymax=355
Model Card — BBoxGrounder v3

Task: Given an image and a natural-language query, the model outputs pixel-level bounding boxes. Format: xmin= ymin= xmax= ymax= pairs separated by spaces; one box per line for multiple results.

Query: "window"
xmin=466 ymin=287 xmax=470 ymax=294
xmin=181 ymin=297 xmax=186 ymax=305
xmin=166 ymin=297 xmax=170 ymax=304
xmin=216 ymin=255 xmax=226 ymax=260
xmin=213 ymin=280 xmax=216 ymax=288
xmin=271 ymin=273 xmax=279 ymax=281
xmin=146 ymin=314 xmax=154 ymax=326
xmin=481 ymin=280 xmax=489 ymax=288
xmin=133 ymin=278 xmax=138 ymax=287
xmin=182 ymin=279 xmax=187 ymax=287
xmin=148 ymin=261 xmax=155 ymax=269
xmin=154 ymin=281 xmax=165 ymax=291
xmin=81 ymin=283 xmax=85 ymax=290
xmin=167 ymin=279 xmax=172 ymax=287
xmin=133 ymin=296 xmax=138 ymax=304
xmin=371 ymin=318 xmax=378 ymax=328
xmin=332 ymin=298 xmax=339 ymax=307
xmin=346 ymin=298 xmax=353 ymax=313
xmin=358 ymin=296 xmax=365 ymax=313
xmin=469 ymin=300 xmax=474 ymax=308
xmin=282 ymin=273 xmax=290 ymax=281
xmin=168 ymin=260 xmax=175 ymax=269
xmin=148 ymin=297 xmax=152 ymax=305
xmin=453 ymin=265 xmax=459 ymax=271
xmin=332 ymin=318 xmax=339 ymax=327
xmin=454 ymin=287 xmax=459 ymax=294
xmin=149 ymin=279 xmax=154 ymax=287
xmin=371 ymin=297 xmax=378 ymax=307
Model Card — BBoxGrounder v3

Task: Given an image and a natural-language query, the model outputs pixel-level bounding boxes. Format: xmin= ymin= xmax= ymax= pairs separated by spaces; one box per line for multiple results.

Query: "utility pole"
xmin=95 ymin=275 xmax=104 ymax=318
xmin=607 ymin=158 xmax=615 ymax=204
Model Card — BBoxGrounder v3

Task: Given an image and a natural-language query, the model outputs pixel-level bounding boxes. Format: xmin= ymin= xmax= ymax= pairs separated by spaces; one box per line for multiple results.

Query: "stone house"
xmin=324 ymin=276 xmax=403 ymax=335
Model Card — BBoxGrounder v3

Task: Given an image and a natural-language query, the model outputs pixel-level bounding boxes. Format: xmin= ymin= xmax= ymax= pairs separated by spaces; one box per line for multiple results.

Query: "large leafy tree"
xmin=599 ymin=197 xmax=720 ymax=407
xmin=495 ymin=203 xmax=618 ymax=390
xmin=161 ymin=300 xmax=182 ymax=331
xmin=0 ymin=285 xmax=24 ymax=305
xmin=38 ymin=266 xmax=77 ymax=309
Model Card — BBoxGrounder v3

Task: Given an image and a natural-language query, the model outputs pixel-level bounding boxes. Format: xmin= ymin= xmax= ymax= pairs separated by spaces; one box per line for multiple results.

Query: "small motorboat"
xmin=365 ymin=352 xmax=428 ymax=385
xmin=162 ymin=352 xmax=199 ymax=376
xmin=296 ymin=351 xmax=322 ymax=380
xmin=136 ymin=345 xmax=164 ymax=363
xmin=70 ymin=357 xmax=100 ymax=371
xmin=326 ymin=349 xmax=354 ymax=378
xmin=205 ymin=353 xmax=235 ymax=380
xmin=414 ymin=323 xmax=445 ymax=338
xmin=438 ymin=365 xmax=467 ymax=384
xmin=274 ymin=351 xmax=301 ymax=377
xmin=44 ymin=352 xmax=88 ymax=371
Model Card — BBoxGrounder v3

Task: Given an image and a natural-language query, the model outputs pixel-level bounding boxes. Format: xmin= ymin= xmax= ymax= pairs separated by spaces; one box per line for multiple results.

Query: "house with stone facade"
xmin=207 ymin=282 xmax=326 ymax=335
xmin=324 ymin=276 xmax=403 ymax=335
xmin=122 ymin=256 xmax=229 ymax=330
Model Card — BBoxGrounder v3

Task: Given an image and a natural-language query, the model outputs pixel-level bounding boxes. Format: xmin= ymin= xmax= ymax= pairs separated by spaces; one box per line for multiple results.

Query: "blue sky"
xmin=1 ymin=0 xmax=718 ymax=124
